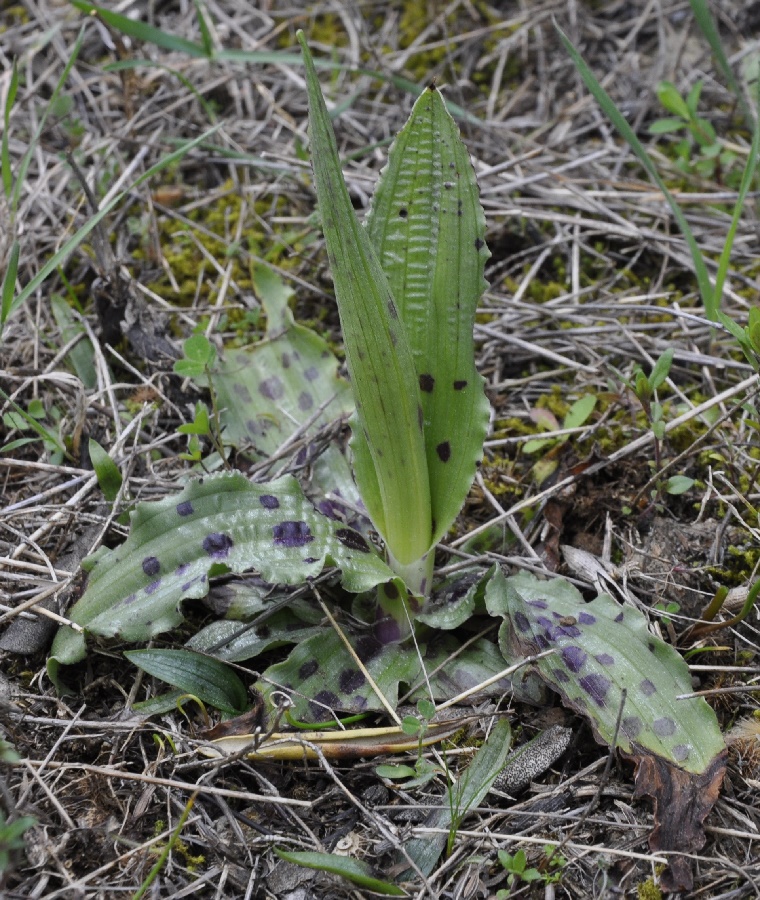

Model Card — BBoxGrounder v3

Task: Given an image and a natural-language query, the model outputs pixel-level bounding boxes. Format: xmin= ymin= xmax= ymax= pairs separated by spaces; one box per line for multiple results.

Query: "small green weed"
xmin=496 ymin=845 xmax=567 ymax=896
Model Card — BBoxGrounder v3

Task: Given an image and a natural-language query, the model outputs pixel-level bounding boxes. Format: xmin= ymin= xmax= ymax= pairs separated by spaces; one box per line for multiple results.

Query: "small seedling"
xmin=496 ymin=845 xmax=567 ymax=897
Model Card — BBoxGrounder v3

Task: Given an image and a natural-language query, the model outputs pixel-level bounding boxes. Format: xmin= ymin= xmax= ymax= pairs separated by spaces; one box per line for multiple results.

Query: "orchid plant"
xmin=46 ymin=32 xmax=726 ymax=891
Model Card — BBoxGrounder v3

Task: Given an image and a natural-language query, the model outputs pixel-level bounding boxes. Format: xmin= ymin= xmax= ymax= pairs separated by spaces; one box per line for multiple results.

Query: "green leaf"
xmin=174 ymin=334 xmax=217 ymax=378
xmin=88 ymin=438 xmax=123 ymax=502
xmin=649 ymin=348 xmax=674 ymax=392
xmin=125 ymin=648 xmax=247 ymax=714
xmin=648 ymin=117 xmax=687 ymax=135
xmin=397 ymin=718 xmax=512 ymax=877
xmin=364 ymin=83 xmax=490 ymax=549
xmin=273 ymin=849 xmax=406 ymax=896
xmin=686 ymin=80 xmax=703 ymax=115
xmin=664 ymin=475 xmax=695 ymax=495
xmin=563 ymin=394 xmax=596 ymax=429
xmin=298 ymin=32 xmax=432 ymax=567
xmin=48 ymin=472 xmax=398 ymax=670
xmin=656 ymin=81 xmax=690 ymax=120
xmin=50 ymin=295 xmax=98 ymax=388
xmin=486 ymin=568 xmax=725 ymax=774
xmin=1 ymin=241 xmax=19 ymax=331
xmin=1 ymin=61 xmax=18 ymax=200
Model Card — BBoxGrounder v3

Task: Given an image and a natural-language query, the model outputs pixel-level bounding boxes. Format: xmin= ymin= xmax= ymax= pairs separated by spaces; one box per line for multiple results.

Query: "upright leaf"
xmin=298 ymin=32 xmax=432 ymax=567
xmin=366 ymin=85 xmax=490 ymax=545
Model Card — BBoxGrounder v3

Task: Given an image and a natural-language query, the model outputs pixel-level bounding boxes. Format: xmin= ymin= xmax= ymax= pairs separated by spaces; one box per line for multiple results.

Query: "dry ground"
xmin=3 ymin=0 xmax=760 ymax=897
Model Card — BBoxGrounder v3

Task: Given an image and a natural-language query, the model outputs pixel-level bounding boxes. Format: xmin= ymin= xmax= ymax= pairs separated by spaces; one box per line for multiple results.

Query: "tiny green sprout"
xmin=496 ymin=844 xmax=567 ymax=897
xmin=174 ymin=333 xmax=217 ymax=379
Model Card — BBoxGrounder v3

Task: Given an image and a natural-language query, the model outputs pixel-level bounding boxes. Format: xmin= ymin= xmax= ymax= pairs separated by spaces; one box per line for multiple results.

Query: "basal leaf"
xmin=125 ymin=648 xmax=247 ymax=714
xmin=486 ymin=568 xmax=725 ymax=775
xmin=365 ymin=85 xmax=490 ymax=547
xmin=49 ymin=472 xmax=397 ymax=671
xmin=298 ymin=32 xmax=432 ymax=567
xmin=211 ymin=268 xmax=353 ymax=458
xmin=273 ymin=849 xmax=406 ymax=896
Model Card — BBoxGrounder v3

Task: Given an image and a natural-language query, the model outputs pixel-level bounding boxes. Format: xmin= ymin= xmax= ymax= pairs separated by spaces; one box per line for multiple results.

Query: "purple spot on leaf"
xmin=175 ymin=563 xmax=191 ymax=576
xmin=308 ymin=690 xmax=340 ymax=720
xmin=374 ymin=617 xmax=402 ymax=644
xmin=203 ymin=532 xmax=233 ymax=559
xmin=335 ymin=528 xmax=371 ymax=553
xmin=526 ymin=599 xmax=549 ymax=610
xmin=339 ymin=669 xmax=365 ymax=693
xmin=304 ymin=366 xmax=319 ymax=381
xmin=273 ymin=521 xmax=313 ymax=547
xmin=614 ymin=612 xmax=625 ymax=623
xmin=142 ymin=556 xmax=160 ymax=577
xmin=640 ymin=679 xmax=657 ymax=697
xmin=233 ymin=382 xmax=252 ymax=401
xmin=281 ymin=353 xmax=291 ymax=368
xmin=299 ymin=659 xmax=319 ymax=679
xmin=355 ymin=635 xmax=382 ymax=662
xmin=475 ymin=237 xmax=485 ymax=251
xmin=578 ymin=612 xmax=596 ymax=625
xmin=260 ymin=494 xmax=280 ymax=510
xmin=622 ymin=716 xmax=643 ymax=738
xmin=552 ymin=667 xmax=570 ymax=683
xmin=672 ymin=744 xmax=691 ymax=762
xmin=653 ymin=717 xmax=677 ymax=737
xmin=514 ymin=612 xmax=531 ymax=633
xmin=145 ymin=579 xmax=161 ymax=595
xmin=384 ymin=581 xmax=399 ymax=599
xmin=561 ymin=646 xmax=587 ymax=672
xmin=176 ymin=501 xmax=194 ymax=517
xmin=303 ymin=556 xmax=319 ymax=564
xmin=595 ymin=653 xmax=615 ymax=666
xmin=298 ymin=391 xmax=313 ymax=411
xmin=579 ymin=673 xmax=611 ymax=706
xmin=259 ymin=376 xmax=284 ymax=400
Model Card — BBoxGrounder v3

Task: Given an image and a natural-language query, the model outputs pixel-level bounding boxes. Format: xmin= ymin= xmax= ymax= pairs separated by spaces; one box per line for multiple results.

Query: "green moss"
xmin=636 ymin=878 xmax=663 ymax=900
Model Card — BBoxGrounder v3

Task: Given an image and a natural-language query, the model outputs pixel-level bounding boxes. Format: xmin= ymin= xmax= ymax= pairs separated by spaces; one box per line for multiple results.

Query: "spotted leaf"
xmin=365 ymin=83 xmax=490 ymax=547
xmin=486 ymin=567 xmax=725 ymax=775
xmin=48 ymin=472 xmax=398 ymax=677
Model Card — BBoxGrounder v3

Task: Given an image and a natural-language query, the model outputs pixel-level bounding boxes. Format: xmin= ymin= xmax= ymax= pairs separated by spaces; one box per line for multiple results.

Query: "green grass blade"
xmin=713 ymin=80 xmax=760 ymax=304
xmin=7 ymin=125 xmax=220 ymax=324
xmin=2 ymin=60 xmax=19 ymax=199
xmin=274 ymin=850 xmax=406 ymax=896
xmin=69 ymin=0 xmax=208 ymax=57
xmin=556 ymin=23 xmax=717 ymax=319
xmin=1 ymin=242 xmax=19 ymax=332
xmin=689 ymin=0 xmax=754 ymax=127
xmin=298 ymin=31 xmax=432 ymax=566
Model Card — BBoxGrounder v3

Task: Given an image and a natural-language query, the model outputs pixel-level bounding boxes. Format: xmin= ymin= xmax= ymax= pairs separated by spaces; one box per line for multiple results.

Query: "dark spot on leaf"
xmin=514 ymin=611 xmax=531 ymax=632
xmin=595 ymin=653 xmax=615 ymax=666
xmin=175 ymin=563 xmax=191 ymax=576
xmin=246 ymin=419 xmax=264 ymax=437
xmin=534 ymin=633 xmax=549 ymax=650
xmin=304 ymin=366 xmax=319 ymax=382
xmin=374 ymin=617 xmax=402 ymax=644
xmin=640 ymin=678 xmax=657 ymax=697
xmin=260 ymin=494 xmax=280 ymax=510
xmin=622 ymin=716 xmax=643 ymax=738
xmin=418 ymin=404 xmax=424 ymax=430
xmin=176 ymin=501 xmax=194 ymax=516
xmin=308 ymin=690 xmax=340 ymax=720
xmin=339 ymin=668 xmax=365 ymax=693
xmin=203 ymin=532 xmax=233 ymax=559
xmin=123 ymin=593 xmax=137 ymax=605
xmin=317 ymin=499 xmax=342 ymax=520
xmin=561 ymin=646 xmax=587 ymax=672
xmin=355 ymin=635 xmax=382 ymax=662
xmin=579 ymin=673 xmax=611 ymax=706
xmin=399 ymin=207 xmax=408 ymax=218
xmin=299 ymin=659 xmax=319 ymax=679
xmin=474 ymin=237 xmax=485 ymax=251
xmin=384 ymin=581 xmax=399 ymax=599
xmin=552 ymin=667 xmax=570 ymax=683
xmin=419 ymin=374 xmax=435 ymax=392
xmin=145 ymin=579 xmax=161 ymax=595
xmin=181 ymin=576 xmax=202 ymax=591
xmin=273 ymin=521 xmax=314 ymax=548
xmin=258 ymin=626 xmax=270 ymax=638
xmin=436 ymin=441 xmax=451 ymax=462
xmin=653 ymin=717 xmax=677 ymax=737
xmin=648 ymin=641 xmax=657 ymax=653
xmin=335 ymin=528 xmax=371 ymax=553
xmin=387 ymin=301 xmax=398 ymax=319
xmin=298 ymin=391 xmax=313 ymax=411
xmin=281 ymin=353 xmax=291 ymax=368
xmin=614 ymin=612 xmax=625 ymax=623
xmin=233 ymin=382 xmax=252 ymax=401
xmin=526 ymin=599 xmax=548 ymax=610
xmin=672 ymin=744 xmax=691 ymax=762
xmin=453 ymin=380 xmax=467 ymax=390
xmin=259 ymin=376 xmax=284 ymax=400
xmin=578 ymin=612 xmax=596 ymax=625
xmin=142 ymin=556 xmax=160 ymax=576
